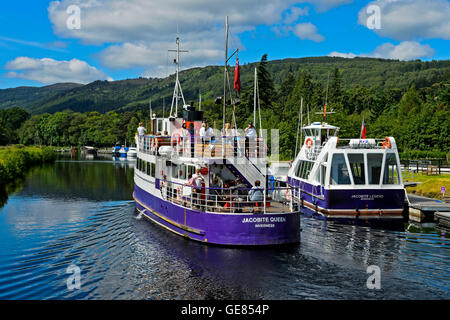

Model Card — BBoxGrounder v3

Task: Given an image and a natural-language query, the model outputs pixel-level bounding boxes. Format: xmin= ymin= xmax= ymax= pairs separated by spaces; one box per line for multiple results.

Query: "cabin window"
xmin=179 ymin=164 xmax=186 ymax=179
xmin=172 ymin=164 xmax=178 ymax=178
xmin=146 ymin=161 xmax=150 ymax=176
xmin=187 ymin=165 xmax=196 ymax=178
xmin=367 ymin=154 xmax=383 ymax=184
xmin=151 ymin=162 xmax=156 ymax=177
xmin=320 ymin=163 xmax=327 ymax=185
xmin=329 ymin=154 xmax=351 ymax=185
xmin=348 ymin=154 xmax=366 ymax=185
xmin=383 ymin=153 xmax=400 ymax=185
xmin=295 ymin=160 xmax=314 ymax=180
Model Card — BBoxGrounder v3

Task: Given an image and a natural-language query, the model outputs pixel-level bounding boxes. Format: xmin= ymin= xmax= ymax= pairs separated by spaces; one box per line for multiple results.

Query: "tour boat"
xmin=133 ymin=18 xmax=300 ymax=246
xmin=287 ymin=121 xmax=406 ymax=227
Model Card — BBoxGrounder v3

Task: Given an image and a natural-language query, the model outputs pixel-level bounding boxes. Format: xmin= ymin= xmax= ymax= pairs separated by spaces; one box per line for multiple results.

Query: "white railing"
xmin=158 ymin=179 xmax=298 ymax=214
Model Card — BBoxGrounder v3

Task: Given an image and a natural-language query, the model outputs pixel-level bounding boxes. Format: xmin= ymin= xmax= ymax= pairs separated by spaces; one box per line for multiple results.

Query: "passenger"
xmin=188 ymin=123 xmax=195 ymax=157
xmin=199 ymin=123 xmax=206 ymax=156
xmin=249 ymin=180 xmax=264 ymax=213
xmin=231 ymin=177 xmax=248 ymax=213
xmin=163 ymin=130 xmax=168 ymax=136
xmin=224 ymin=123 xmax=231 ymax=137
xmin=245 ymin=122 xmax=257 ymax=158
xmin=137 ymin=122 xmax=147 ymax=136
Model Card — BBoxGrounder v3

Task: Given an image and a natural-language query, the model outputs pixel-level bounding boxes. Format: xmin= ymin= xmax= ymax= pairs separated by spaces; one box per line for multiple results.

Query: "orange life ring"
xmin=385 ymin=137 xmax=392 ymax=149
xmin=305 ymin=138 xmax=313 ymax=148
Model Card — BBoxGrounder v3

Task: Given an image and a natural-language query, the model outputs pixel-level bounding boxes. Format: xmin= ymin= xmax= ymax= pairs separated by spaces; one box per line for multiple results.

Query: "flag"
xmin=234 ymin=56 xmax=241 ymax=93
xmin=323 ymin=104 xmax=327 ymax=119
xmin=361 ymin=117 xmax=366 ymax=139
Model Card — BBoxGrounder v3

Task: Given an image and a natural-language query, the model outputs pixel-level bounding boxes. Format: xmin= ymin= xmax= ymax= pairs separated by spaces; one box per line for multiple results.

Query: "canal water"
xmin=0 ymin=157 xmax=448 ymax=299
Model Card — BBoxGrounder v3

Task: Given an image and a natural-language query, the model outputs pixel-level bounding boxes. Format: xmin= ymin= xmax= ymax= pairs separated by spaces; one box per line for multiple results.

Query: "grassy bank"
xmin=0 ymin=145 xmax=56 ymax=187
xmin=405 ymin=173 xmax=450 ymax=199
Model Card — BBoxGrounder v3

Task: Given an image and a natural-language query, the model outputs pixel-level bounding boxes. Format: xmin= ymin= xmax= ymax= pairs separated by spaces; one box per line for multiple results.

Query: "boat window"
xmin=151 ymin=162 xmax=156 ymax=177
xmin=295 ymin=160 xmax=314 ymax=180
xmin=187 ymin=165 xmax=196 ymax=177
xmin=383 ymin=153 xmax=400 ymax=184
xmin=348 ymin=154 xmax=365 ymax=185
xmin=367 ymin=154 xmax=383 ymax=184
xmin=329 ymin=154 xmax=351 ymax=185
xmin=146 ymin=161 xmax=151 ymax=176
xmin=171 ymin=164 xmax=178 ymax=178
xmin=320 ymin=163 xmax=326 ymax=185
xmin=179 ymin=164 xmax=186 ymax=179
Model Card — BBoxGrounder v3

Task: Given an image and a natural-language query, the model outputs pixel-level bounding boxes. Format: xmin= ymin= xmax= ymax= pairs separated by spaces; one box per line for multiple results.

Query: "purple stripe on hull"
xmin=134 ymin=184 xmax=301 ymax=246
xmin=288 ymin=177 xmax=405 ymax=221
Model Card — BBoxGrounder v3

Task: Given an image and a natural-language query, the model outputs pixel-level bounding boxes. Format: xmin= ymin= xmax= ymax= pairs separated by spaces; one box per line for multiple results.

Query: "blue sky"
xmin=0 ymin=0 xmax=448 ymax=89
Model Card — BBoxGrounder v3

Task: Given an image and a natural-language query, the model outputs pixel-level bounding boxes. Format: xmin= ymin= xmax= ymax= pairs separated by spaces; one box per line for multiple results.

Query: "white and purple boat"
xmin=287 ymin=121 xmax=406 ymax=228
xmin=133 ymin=21 xmax=300 ymax=246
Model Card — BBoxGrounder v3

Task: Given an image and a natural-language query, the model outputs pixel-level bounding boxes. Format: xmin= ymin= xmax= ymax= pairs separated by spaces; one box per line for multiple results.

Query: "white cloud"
xmin=284 ymin=6 xmax=309 ymax=24
xmin=358 ymin=0 xmax=450 ymax=40
xmin=48 ymin=0 xmax=304 ymax=77
xmin=328 ymin=41 xmax=435 ymax=60
xmin=48 ymin=0 xmax=299 ymax=44
xmin=328 ymin=51 xmax=357 ymax=58
xmin=4 ymin=57 xmax=112 ymax=84
xmin=293 ymin=22 xmax=325 ymax=42
xmin=307 ymin=0 xmax=353 ymax=12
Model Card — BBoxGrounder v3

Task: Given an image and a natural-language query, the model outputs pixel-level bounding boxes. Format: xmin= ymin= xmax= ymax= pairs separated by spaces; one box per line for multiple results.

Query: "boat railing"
xmin=137 ymin=134 xmax=267 ymax=159
xmin=158 ymin=179 xmax=299 ymax=214
xmin=336 ymin=138 xmax=393 ymax=149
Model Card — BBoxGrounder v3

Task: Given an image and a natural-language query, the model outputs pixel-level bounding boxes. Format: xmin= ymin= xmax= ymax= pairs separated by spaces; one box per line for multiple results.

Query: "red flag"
xmin=234 ymin=56 xmax=241 ymax=93
xmin=361 ymin=118 xmax=366 ymax=139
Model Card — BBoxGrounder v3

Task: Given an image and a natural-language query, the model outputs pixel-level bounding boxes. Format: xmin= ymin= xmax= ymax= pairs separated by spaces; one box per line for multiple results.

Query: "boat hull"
xmin=134 ymin=184 xmax=300 ymax=246
xmin=288 ymin=177 xmax=405 ymax=225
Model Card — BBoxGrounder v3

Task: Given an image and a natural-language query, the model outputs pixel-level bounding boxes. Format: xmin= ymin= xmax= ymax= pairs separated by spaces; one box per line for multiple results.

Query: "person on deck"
xmin=248 ymin=180 xmax=264 ymax=213
xmin=137 ymin=123 xmax=146 ymax=136
xmin=245 ymin=122 xmax=257 ymax=158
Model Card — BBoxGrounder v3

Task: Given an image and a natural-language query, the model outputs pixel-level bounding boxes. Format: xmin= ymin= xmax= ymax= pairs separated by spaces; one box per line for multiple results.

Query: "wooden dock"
xmin=407 ymin=193 xmax=450 ymax=223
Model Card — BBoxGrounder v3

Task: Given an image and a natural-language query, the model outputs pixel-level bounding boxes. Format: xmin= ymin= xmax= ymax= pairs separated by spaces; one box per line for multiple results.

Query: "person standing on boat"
xmin=188 ymin=123 xmax=195 ymax=157
xmin=137 ymin=122 xmax=146 ymax=136
xmin=199 ymin=122 xmax=206 ymax=156
xmin=245 ymin=122 xmax=257 ymax=158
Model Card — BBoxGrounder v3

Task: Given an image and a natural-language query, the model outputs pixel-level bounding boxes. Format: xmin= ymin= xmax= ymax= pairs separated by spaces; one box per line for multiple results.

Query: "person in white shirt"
xmin=137 ymin=122 xmax=147 ymax=136
xmin=199 ymin=123 xmax=206 ymax=156
xmin=244 ymin=122 xmax=257 ymax=157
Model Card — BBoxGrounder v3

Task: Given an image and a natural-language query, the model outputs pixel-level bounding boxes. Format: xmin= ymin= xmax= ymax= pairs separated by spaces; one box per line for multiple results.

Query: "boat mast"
xmin=223 ymin=16 xmax=228 ymax=132
xmin=294 ymin=97 xmax=303 ymax=156
xmin=169 ymin=37 xmax=188 ymax=118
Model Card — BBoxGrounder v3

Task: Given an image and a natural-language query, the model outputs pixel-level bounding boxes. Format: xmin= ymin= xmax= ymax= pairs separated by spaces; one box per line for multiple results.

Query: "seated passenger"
xmin=248 ymin=180 xmax=264 ymax=213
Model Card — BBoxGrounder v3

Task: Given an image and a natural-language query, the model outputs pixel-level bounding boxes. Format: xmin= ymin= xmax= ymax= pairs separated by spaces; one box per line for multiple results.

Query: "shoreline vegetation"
xmin=0 ymin=145 xmax=56 ymax=188
xmin=405 ymin=173 xmax=450 ymax=200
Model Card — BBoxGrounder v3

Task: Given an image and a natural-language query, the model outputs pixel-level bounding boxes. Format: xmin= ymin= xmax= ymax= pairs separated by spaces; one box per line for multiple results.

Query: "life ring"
xmin=305 ymin=138 xmax=313 ymax=148
xmin=286 ymin=188 xmax=292 ymax=201
xmin=384 ymin=137 xmax=392 ymax=149
xmin=177 ymin=186 xmax=182 ymax=201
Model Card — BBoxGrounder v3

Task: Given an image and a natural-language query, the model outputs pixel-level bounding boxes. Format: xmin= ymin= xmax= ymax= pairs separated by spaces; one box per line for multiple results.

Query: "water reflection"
xmin=0 ymin=158 xmax=448 ymax=299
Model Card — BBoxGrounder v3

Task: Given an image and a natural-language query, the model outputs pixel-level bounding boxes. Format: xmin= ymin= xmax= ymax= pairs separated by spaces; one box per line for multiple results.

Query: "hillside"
xmin=0 ymin=56 xmax=449 ymax=115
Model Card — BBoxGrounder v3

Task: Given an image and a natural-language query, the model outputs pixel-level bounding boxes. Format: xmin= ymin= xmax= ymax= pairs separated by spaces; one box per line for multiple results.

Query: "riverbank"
xmin=0 ymin=145 xmax=56 ymax=187
xmin=405 ymin=173 xmax=450 ymax=200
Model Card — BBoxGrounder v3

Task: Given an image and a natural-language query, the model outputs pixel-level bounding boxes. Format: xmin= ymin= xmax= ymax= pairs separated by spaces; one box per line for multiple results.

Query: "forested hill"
xmin=1 ymin=56 xmax=449 ymax=115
